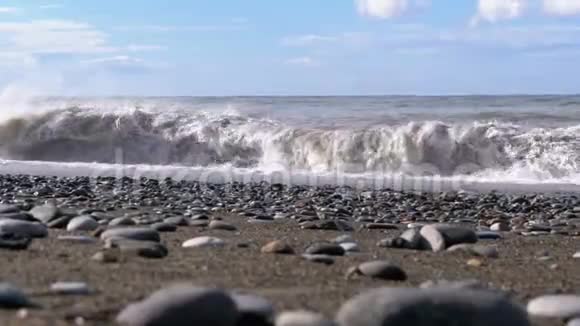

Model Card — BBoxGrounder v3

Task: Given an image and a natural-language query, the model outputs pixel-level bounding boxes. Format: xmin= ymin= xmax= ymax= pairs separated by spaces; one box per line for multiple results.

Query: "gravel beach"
xmin=0 ymin=174 xmax=580 ymax=325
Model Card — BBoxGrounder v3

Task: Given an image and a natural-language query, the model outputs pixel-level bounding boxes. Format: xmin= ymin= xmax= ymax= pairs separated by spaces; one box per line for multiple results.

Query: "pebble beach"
xmin=0 ymin=174 xmax=579 ymax=325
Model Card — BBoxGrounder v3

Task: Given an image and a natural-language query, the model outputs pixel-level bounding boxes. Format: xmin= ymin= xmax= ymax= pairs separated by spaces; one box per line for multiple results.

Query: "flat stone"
xmin=477 ymin=231 xmax=502 ymax=240
xmin=527 ymin=295 xmax=580 ymax=319
xmin=105 ymin=239 xmax=168 ymax=259
xmin=276 ymin=310 xmax=336 ymax=326
xmin=339 ymin=242 xmax=360 ymax=253
xmin=232 ymin=293 xmax=275 ymax=325
xmin=100 ymin=227 xmax=160 ymax=242
xmin=336 ymin=287 xmax=530 ymax=326
xmin=164 ymin=216 xmax=189 ymax=226
xmin=302 ymin=254 xmax=335 ymax=265
xmin=261 ymin=240 xmax=295 ymax=254
xmin=190 ymin=220 xmax=209 ymax=227
xmin=420 ymin=225 xmax=446 ymax=252
xmin=305 ymin=243 xmax=345 ymax=256
xmin=420 ymin=279 xmax=490 ymax=290
xmin=0 ymin=220 xmax=47 ymax=238
xmin=0 ymin=283 xmax=34 ymax=308
xmin=0 ymin=204 xmax=20 ymax=214
xmin=351 ymin=261 xmax=407 ymax=281
xmin=364 ymin=223 xmax=399 ymax=230
xmin=57 ymin=235 xmax=97 ymax=244
xmin=67 ymin=216 xmax=99 ymax=232
xmin=151 ymin=222 xmax=178 ymax=232
xmin=29 ymin=204 xmax=60 ymax=224
xmin=333 ymin=235 xmax=354 ymax=244
xmin=0 ymin=212 xmax=34 ymax=222
xmin=182 ymin=236 xmax=225 ymax=248
xmin=50 ymin=282 xmax=91 ymax=295
xmin=447 ymin=244 xmax=499 ymax=258
xmin=208 ymin=220 xmax=237 ymax=231
xmin=116 ymin=285 xmax=238 ymax=326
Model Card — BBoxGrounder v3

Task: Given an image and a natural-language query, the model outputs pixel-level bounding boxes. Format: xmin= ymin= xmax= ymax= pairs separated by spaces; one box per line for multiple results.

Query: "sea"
xmin=1 ymin=95 xmax=579 ymax=193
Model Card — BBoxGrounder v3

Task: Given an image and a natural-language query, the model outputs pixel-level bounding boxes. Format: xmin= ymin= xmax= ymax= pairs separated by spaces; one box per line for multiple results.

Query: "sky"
xmin=0 ymin=0 xmax=580 ymax=96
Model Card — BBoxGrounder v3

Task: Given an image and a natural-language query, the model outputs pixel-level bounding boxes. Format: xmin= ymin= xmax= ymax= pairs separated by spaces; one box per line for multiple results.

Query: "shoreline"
xmin=0 ymin=173 xmax=579 ymax=325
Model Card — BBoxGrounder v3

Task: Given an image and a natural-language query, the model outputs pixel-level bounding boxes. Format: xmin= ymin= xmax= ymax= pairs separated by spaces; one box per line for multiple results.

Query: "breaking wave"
xmin=0 ymin=104 xmax=578 ymax=184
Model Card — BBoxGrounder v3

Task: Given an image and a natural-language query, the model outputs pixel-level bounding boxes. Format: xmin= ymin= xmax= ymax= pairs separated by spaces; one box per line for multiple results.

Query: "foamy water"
xmin=1 ymin=95 xmax=579 ymax=192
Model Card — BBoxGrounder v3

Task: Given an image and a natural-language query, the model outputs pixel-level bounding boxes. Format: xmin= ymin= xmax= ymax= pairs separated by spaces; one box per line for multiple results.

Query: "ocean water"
xmin=0 ymin=95 xmax=579 ymax=193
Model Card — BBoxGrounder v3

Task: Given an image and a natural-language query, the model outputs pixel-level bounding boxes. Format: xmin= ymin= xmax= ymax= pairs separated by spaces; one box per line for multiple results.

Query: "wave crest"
xmin=0 ymin=106 xmax=578 ymax=181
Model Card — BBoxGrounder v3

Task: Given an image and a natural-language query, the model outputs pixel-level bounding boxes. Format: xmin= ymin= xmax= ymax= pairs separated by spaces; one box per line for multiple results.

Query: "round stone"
xmin=67 ymin=215 xmax=99 ymax=232
xmin=182 ymin=236 xmax=225 ymax=248
xmin=527 ymin=295 xmax=580 ymax=319
xmin=261 ymin=240 xmax=295 ymax=255
xmin=420 ymin=225 xmax=446 ymax=252
xmin=116 ymin=285 xmax=238 ymax=326
xmin=336 ymin=287 xmax=530 ymax=326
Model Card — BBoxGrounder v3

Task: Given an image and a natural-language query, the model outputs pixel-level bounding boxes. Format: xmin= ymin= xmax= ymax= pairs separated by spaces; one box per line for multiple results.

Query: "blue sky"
xmin=0 ymin=0 xmax=580 ymax=95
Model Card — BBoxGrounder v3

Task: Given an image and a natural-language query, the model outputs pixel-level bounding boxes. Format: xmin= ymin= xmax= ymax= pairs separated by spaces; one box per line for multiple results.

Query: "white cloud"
xmin=0 ymin=52 xmax=37 ymax=68
xmin=0 ymin=20 xmax=114 ymax=54
xmin=126 ymin=44 xmax=166 ymax=52
xmin=543 ymin=0 xmax=580 ymax=16
xmin=281 ymin=32 xmax=372 ymax=48
xmin=471 ymin=0 xmax=527 ymax=25
xmin=285 ymin=57 xmax=318 ymax=66
xmin=81 ymin=55 xmax=145 ymax=65
xmin=0 ymin=7 xmax=19 ymax=13
xmin=39 ymin=4 xmax=64 ymax=10
xmin=356 ymin=0 xmax=409 ymax=18
xmin=281 ymin=34 xmax=338 ymax=46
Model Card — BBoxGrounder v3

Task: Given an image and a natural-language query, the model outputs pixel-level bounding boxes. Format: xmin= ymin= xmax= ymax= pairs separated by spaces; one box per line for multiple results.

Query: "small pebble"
xmin=182 ymin=236 xmax=225 ymax=248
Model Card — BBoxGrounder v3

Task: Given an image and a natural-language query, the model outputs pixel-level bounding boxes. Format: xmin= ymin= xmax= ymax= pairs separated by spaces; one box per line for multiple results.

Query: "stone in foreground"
xmin=0 ymin=283 xmax=35 ymax=308
xmin=232 ymin=293 xmax=275 ymax=325
xmin=336 ymin=287 xmax=530 ymax=326
xmin=0 ymin=220 xmax=47 ymax=238
xmin=527 ymin=295 xmax=580 ymax=319
xmin=116 ymin=285 xmax=238 ymax=326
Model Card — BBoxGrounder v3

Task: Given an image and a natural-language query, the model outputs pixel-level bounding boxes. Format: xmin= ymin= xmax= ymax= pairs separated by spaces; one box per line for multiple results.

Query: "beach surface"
xmin=0 ymin=174 xmax=579 ymax=325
